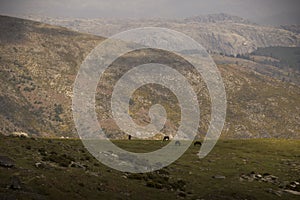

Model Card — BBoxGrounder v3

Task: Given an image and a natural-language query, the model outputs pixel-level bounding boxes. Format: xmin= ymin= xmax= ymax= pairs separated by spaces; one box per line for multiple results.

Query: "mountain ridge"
xmin=17 ymin=13 xmax=300 ymax=56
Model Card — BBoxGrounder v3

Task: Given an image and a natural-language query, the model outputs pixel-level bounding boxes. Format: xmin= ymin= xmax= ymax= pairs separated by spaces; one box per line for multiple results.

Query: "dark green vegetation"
xmin=252 ymin=47 xmax=300 ymax=71
xmin=0 ymin=135 xmax=299 ymax=199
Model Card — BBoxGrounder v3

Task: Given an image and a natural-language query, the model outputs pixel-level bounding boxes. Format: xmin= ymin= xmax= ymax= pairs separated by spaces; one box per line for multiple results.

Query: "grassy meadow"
xmin=0 ymin=135 xmax=299 ymax=199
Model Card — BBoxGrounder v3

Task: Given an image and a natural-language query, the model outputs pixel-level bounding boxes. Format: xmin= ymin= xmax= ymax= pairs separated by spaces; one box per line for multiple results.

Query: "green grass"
xmin=0 ymin=136 xmax=299 ymax=199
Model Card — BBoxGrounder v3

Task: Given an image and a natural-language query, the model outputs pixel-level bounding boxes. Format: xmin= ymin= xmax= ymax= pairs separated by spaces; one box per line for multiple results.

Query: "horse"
xmin=163 ymin=136 xmax=170 ymax=141
xmin=194 ymin=141 xmax=202 ymax=146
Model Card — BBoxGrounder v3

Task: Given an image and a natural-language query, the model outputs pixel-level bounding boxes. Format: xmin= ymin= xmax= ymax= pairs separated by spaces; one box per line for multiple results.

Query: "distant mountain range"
xmin=0 ymin=15 xmax=299 ymax=139
xmin=20 ymin=13 xmax=300 ymax=56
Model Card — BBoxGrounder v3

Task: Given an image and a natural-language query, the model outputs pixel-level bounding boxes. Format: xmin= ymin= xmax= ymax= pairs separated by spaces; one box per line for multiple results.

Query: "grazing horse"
xmin=128 ymin=135 xmax=132 ymax=140
xmin=175 ymin=141 xmax=181 ymax=146
xmin=194 ymin=141 xmax=202 ymax=146
xmin=163 ymin=136 xmax=170 ymax=141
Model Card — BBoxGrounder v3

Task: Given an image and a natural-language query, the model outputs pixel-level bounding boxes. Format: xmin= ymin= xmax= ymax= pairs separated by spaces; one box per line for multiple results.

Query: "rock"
xmin=35 ymin=162 xmax=42 ymax=168
xmin=284 ymin=189 xmax=300 ymax=196
xmin=0 ymin=155 xmax=15 ymax=168
xmin=212 ymin=175 xmax=226 ymax=179
xmin=290 ymin=181 xmax=300 ymax=187
xmin=9 ymin=176 xmax=21 ymax=190
xmin=11 ymin=132 xmax=29 ymax=138
xmin=240 ymin=172 xmax=279 ymax=184
xmin=85 ymin=171 xmax=100 ymax=177
xmin=35 ymin=162 xmax=49 ymax=168
xmin=69 ymin=161 xmax=86 ymax=170
xmin=255 ymin=174 xmax=262 ymax=179
xmin=287 ymin=181 xmax=300 ymax=192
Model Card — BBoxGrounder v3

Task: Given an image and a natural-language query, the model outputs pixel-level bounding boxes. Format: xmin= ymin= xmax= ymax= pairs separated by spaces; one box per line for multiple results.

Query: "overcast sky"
xmin=0 ymin=0 xmax=299 ymax=25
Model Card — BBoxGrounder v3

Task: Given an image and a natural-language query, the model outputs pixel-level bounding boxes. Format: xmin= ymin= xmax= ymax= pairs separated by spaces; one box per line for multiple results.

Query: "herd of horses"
xmin=128 ymin=135 xmax=202 ymax=146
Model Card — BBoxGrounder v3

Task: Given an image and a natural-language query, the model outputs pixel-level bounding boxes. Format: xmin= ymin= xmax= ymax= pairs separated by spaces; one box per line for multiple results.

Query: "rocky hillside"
xmin=22 ymin=13 xmax=300 ymax=56
xmin=0 ymin=15 xmax=299 ymax=139
xmin=0 ymin=15 xmax=103 ymax=137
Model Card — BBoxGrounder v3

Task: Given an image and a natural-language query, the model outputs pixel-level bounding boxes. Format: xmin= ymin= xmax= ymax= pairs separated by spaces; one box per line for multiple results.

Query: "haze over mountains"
xmin=21 ymin=13 xmax=300 ymax=56
xmin=0 ymin=15 xmax=299 ymax=139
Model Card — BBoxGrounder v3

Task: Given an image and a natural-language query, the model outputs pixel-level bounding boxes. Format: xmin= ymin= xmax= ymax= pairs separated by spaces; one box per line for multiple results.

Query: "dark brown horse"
xmin=194 ymin=141 xmax=202 ymax=146
xmin=163 ymin=136 xmax=170 ymax=141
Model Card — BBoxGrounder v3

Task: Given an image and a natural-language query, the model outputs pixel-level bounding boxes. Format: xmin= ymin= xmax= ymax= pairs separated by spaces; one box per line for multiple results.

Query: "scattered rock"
xmin=241 ymin=172 xmax=300 ymax=196
xmin=11 ymin=132 xmax=29 ymax=138
xmin=240 ymin=172 xmax=278 ymax=184
xmin=240 ymin=173 xmax=253 ymax=182
xmin=69 ymin=161 xmax=86 ymax=170
xmin=284 ymin=189 xmax=300 ymax=196
xmin=35 ymin=162 xmax=50 ymax=169
xmin=212 ymin=175 xmax=226 ymax=179
xmin=0 ymin=155 xmax=15 ymax=168
xmin=255 ymin=174 xmax=262 ymax=179
xmin=85 ymin=170 xmax=100 ymax=177
xmin=286 ymin=180 xmax=300 ymax=192
xmin=35 ymin=162 xmax=42 ymax=168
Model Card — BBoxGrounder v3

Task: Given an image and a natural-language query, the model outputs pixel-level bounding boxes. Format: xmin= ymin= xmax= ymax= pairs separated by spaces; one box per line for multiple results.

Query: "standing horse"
xmin=194 ymin=141 xmax=202 ymax=146
xmin=163 ymin=136 xmax=170 ymax=141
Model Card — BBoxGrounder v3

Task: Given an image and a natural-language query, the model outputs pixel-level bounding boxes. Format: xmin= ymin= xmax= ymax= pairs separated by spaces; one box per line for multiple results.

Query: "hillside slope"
xmin=0 ymin=15 xmax=299 ymax=138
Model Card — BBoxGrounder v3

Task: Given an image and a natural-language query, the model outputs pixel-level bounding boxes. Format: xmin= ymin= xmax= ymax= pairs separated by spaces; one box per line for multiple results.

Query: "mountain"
xmin=0 ymin=15 xmax=103 ymax=137
xmin=21 ymin=13 xmax=300 ymax=56
xmin=280 ymin=25 xmax=300 ymax=34
xmin=184 ymin=13 xmax=252 ymax=24
xmin=0 ymin=15 xmax=299 ymax=139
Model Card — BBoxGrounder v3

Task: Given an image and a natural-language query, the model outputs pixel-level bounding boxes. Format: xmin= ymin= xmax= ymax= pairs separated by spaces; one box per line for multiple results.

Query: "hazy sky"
xmin=0 ymin=0 xmax=299 ymax=25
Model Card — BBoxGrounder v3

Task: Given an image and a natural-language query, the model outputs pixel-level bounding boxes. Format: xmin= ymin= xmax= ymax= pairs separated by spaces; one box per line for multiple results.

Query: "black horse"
xmin=194 ymin=141 xmax=202 ymax=146
xmin=163 ymin=136 xmax=170 ymax=141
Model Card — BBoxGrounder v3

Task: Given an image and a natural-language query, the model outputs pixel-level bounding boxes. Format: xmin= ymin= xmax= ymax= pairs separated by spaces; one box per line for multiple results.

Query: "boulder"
xmin=11 ymin=132 xmax=29 ymax=138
